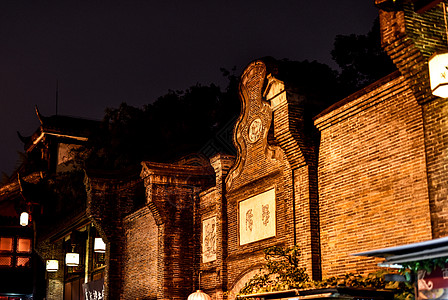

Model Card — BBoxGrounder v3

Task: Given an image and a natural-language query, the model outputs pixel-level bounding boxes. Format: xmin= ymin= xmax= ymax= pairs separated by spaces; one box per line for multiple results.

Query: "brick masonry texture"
xmin=122 ymin=206 xmax=158 ymax=300
xmin=223 ymin=59 xmax=321 ymax=294
xmin=315 ymin=74 xmax=432 ymax=278
xmin=86 ymin=171 xmax=142 ymax=300
xmin=378 ymin=0 xmax=448 ymax=238
xmin=38 ymin=1 xmax=448 ymax=298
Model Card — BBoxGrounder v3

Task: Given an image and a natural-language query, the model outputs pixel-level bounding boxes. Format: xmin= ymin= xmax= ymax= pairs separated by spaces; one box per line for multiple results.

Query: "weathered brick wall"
xmin=422 ymin=97 xmax=448 ymax=236
xmin=198 ymin=154 xmax=234 ymax=300
xmin=377 ymin=0 xmax=448 ymax=238
xmin=315 ymin=73 xmax=432 ymax=278
xmin=224 ymin=59 xmax=320 ymax=296
xmin=199 ymin=186 xmax=219 ymax=298
xmin=85 ymin=171 xmax=142 ymax=300
xmin=141 ymin=161 xmax=214 ymax=300
xmin=122 ymin=206 xmax=158 ymax=300
xmin=35 ymin=239 xmax=65 ymax=300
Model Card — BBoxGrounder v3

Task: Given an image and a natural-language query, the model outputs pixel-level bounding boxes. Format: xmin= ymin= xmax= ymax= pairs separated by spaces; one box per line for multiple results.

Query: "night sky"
xmin=0 ymin=0 xmax=378 ymax=176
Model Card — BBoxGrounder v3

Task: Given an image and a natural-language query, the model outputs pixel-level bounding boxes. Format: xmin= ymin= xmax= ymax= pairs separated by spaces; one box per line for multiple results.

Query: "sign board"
xmin=418 ymin=266 xmax=448 ymax=299
xmin=83 ymin=278 xmax=104 ymax=300
xmin=239 ymin=188 xmax=276 ymax=245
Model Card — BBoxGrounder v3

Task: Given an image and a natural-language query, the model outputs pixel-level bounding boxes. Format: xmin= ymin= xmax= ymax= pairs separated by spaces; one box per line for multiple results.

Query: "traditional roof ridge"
xmin=0 ymin=172 xmax=42 ymax=201
xmin=23 ymin=106 xmax=102 ymax=152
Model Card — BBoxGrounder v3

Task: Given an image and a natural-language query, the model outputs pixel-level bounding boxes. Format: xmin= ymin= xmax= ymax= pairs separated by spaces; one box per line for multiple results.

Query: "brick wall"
xmin=198 ymin=154 xmax=234 ymax=300
xmin=141 ymin=161 xmax=214 ymax=300
xmin=377 ymin=0 xmax=448 ymax=238
xmin=315 ymin=73 xmax=432 ymax=277
xmin=85 ymin=171 xmax=142 ymax=300
xmin=122 ymin=206 xmax=158 ymax=300
xmin=36 ymin=239 xmax=65 ymax=300
xmin=224 ymin=59 xmax=320 ymax=295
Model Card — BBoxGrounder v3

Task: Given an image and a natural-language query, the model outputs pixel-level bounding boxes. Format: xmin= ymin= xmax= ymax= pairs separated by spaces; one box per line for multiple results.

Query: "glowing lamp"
xmin=94 ymin=238 xmax=106 ymax=253
xmin=65 ymin=252 xmax=79 ymax=267
xmin=46 ymin=259 xmax=59 ymax=272
xmin=187 ymin=290 xmax=211 ymax=300
xmin=20 ymin=212 xmax=29 ymax=226
xmin=429 ymin=52 xmax=448 ymax=98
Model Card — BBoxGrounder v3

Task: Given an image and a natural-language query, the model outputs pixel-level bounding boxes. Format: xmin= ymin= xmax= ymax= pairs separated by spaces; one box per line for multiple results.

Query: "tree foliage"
xmin=331 ymin=18 xmax=397 ymax=94
xmin=239 ymin=246 xmax=413 ymax=300
xmin=84 ymin=72 xmax=240 ymax=170
xmin=71 ymin=18 xmax=395 ymax=171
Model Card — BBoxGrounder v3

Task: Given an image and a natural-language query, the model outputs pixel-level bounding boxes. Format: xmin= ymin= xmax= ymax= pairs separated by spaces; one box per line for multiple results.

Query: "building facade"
xmin=1 ymin=0 xmax=448 ymax=299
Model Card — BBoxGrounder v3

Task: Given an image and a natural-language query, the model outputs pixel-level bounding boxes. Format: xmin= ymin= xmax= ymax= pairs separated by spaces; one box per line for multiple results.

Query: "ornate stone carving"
xmin=202 ymin=216 xmax=217 ymax=263
xmin=226 ymin=60 xmax=276 ymax=191
xmin=248 ymin=118 xmax=263 ymax=143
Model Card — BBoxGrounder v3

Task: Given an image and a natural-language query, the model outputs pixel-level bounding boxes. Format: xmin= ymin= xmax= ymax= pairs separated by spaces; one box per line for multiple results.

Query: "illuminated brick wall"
xmin=315 ymin=73 xmax=432 ymax=278
xmin=378 ymin=0 xmax=448 ymax=238
xmin=122 ymin=207 xmax=158 ymax=299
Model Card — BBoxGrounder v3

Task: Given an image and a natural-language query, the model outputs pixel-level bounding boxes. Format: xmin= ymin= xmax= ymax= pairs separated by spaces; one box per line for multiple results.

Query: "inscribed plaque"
xmin=239 ymin=188 xmax=276 ymax=245
xmin=202 ymin=216 xmax=217 ymax=263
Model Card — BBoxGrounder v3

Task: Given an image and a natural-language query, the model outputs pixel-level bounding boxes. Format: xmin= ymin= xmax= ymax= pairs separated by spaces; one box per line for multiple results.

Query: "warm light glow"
xmin=94 ymin=237 xmax=106 ymax=253
xmin=187 ymin=290 xmax=211 ymax=300
xmin=20 ymin=212 xmax=29 ymax=226
xmin=46 ymin=259 xmax=59 ymax=272
xmin=429 ymin=52 xmax=448 ymax=98
xmin=65 ymin=252 xmax=79 ymax=266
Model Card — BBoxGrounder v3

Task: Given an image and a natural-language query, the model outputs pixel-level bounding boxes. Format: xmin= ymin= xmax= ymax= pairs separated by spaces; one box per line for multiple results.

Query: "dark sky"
xmin=0 ymin=0 xmax=378 ymax=176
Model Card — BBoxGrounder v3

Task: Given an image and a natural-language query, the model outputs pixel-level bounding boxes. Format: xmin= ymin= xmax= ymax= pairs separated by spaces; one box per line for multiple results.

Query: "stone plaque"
xmin=239 ymin=188 xmax=276 ymax=245
xmin=248 ymin=118 xmax=263 ymax=143
xmin=202 ymin=216 xmax=217 ymax=263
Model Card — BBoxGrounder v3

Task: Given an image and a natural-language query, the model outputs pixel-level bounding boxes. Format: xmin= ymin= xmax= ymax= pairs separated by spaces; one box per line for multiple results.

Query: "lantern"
xmin=46 ymin=259 xmax=59 ymax=272
xmin=187 ymin=290 xmax=211 ymax=300
xmin=65 ymin=252 xmax=79 ymax=267
xmin=94 ymin=237 xmax=106 ymax=253
xmin=429 ymin=52 xmax=448 ymax=98
xmin=20 ymin=212 xmax=29 ymax=226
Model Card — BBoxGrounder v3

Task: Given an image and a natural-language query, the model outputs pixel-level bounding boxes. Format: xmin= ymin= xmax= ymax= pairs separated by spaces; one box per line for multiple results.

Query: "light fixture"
xmin=20 ymin=212 xmax=29 ymax=227
xmin=94 ymin=237 xmax=106 ymax=253
xmin=187 ymin=290 xmax=211 ymax=300
xmin=429 ymin=52 xmax=448 ymax=98
xmin=46 ymin=259 xmax=59 ymax=272
xmin=65 ymin=252 xmax=79 ymax=267
xmin=429 ymin=3 xmax=448 ymax=98
xmin=187 ymin=271 xmax=211 ymax=300
xmin=65 ymin=244 xmax=79 ymax=267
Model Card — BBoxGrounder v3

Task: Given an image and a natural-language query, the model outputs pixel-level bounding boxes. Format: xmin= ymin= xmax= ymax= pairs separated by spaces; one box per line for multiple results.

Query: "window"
xmin=0 ymin=237 xmax=13 ymax=252
xmin=0 ymin=256 xmax=12 ymax=267
xmin=0 ymin=236 xmax=32 ymax=268
xmin=17 ymin=238 xmax=32 ymax=253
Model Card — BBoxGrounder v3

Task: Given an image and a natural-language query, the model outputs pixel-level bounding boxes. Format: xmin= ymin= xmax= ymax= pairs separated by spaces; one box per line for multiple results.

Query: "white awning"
xmin=353 ymin=236 xmax=448 ymax=265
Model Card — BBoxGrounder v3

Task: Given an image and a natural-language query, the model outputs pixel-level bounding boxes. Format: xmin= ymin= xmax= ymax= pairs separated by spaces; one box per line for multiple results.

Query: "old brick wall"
xmin=85 ymin=171 xmax=142 ymax=300
xmin=377 ymin=0 xmax=448 ymax=238
xmin=198 ymin=154 xmax=234 ymax=300
xmin=122 ymin=206 xmax=158 ymax=300
xmin=141 ymin=161 xmax=214 ymax=300
xmin=315 ymin=73 xmax=432 ymax=278
xmin=36 ymin=239 xmax=65 ymax=300
xmin=224 ymin=59 xmax=320 ymax=297
xmin=199 ymin=186 xmax=219 ymax=298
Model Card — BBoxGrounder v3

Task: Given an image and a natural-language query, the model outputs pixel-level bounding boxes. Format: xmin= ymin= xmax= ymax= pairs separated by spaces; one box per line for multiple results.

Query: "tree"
xmin=331 ymin=18 xmax=397 ymax=95
xmin=84 ymin=75 xmax=240 ymax=170
xmin=239 ymin=246 xmax=413 ymax=299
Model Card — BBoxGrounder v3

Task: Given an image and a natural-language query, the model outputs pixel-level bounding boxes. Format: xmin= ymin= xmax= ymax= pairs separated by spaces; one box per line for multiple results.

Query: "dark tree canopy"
xmin=331 ymin=18 xmax=396 ymax=94
xmin=10 ymin=18 xmax=396 ymax=174
xmin=84 ymin=72 xmax=240 ymax=170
